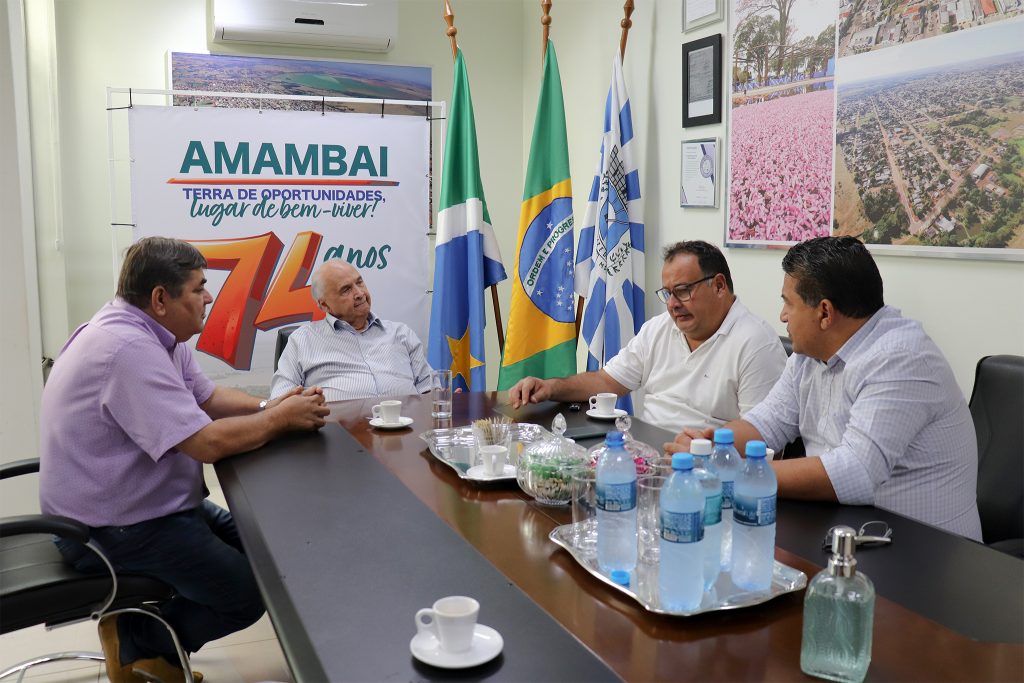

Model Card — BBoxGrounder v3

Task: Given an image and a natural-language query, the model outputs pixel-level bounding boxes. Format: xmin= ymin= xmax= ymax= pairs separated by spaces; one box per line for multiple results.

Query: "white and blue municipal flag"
xmin=574 ymin=52 xmax=645 ymax=411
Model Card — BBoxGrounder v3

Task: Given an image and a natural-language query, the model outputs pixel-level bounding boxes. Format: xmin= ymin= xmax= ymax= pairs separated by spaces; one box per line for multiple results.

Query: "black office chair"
xmin=968 ymin=354 xmax=1024 ymax=558
xmin=773 ymin=336 xmax=804 ymax=459
xmin=0 ymin=458 xmax=194 ymax=680
xmin=780 ymin=335 xmax=794 ymax=357
xmin=273 ymin=325 xmax=300 ymax=371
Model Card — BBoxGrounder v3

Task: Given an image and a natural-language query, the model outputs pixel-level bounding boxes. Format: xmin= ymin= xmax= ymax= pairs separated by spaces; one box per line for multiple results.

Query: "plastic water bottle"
xmin=710 ymin=428 xmax=740 ymax=571
xmin=691 ymin=439 xmax=722 ymax=590
xmin=658 ymin=452 xmax=705 ymax=611
xmin=731 ymin=440 xmax=777 ymax=592
xmin=596 ymin=431 xmax=637 ymax=574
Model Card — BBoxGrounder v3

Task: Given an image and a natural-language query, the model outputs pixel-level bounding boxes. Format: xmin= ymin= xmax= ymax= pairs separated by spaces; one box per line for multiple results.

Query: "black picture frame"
xmin=682 ymin=34 xmax=722 ymax=127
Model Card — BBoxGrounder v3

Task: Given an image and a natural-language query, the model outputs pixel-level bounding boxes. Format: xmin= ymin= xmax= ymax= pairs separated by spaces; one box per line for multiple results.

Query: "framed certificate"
xmin=682 ymin=34 xmax=722 ymax=127
xmin=683 ymin=0 xmax=724 ymax=32
xmin=680 ymin=138 xmax=720 ymax=208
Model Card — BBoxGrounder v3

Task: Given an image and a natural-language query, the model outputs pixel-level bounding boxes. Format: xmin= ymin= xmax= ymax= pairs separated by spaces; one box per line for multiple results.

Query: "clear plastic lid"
xmin=586 ymin=414 xmax=660 ymax=475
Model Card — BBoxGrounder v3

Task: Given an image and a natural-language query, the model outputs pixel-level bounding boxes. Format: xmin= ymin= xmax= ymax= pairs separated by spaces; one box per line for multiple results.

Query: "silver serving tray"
xmin=419 ymin=424 xmax=550 ymax=482
xmin=549 ymin=522 xmax=807 ymax=616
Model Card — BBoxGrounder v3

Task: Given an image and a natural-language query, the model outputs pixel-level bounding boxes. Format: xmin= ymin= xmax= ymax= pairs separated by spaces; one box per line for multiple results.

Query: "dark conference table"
xmin=216 ymin=392 xmax=1024 ymax=682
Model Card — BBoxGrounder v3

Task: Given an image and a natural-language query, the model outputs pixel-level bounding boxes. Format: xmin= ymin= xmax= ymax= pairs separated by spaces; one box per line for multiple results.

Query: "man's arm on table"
xmin=181 ymin=391 xmax=330 ymax=463
xmin=664 ymin=419 xmax=764 ymax=455
xmin=508 ymin=370 xmax=629 ymax=409
xmin=773 ymin=456 xmax=838 ymax=501
xmin=201 ymin=384 xmax=322 ymax=419
xmin=666 ymin=418 xmax=838 ymax=501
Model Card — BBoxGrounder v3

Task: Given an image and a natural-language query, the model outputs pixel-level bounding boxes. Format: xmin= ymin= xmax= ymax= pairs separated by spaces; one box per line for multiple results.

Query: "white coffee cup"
xmin=372 ymin=400 xmax=402 ymax=424
xmin=479 ymin=445 xmax=508 ymax=476
xmin=415 ymin=596 xmax=479 ymax=653
xmin=589 ymin=392 xmax=617 ymax=415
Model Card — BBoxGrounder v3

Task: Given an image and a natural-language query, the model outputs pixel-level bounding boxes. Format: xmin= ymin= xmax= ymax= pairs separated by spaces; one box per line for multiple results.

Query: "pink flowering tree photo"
xmin=727 ymin=0 xmax=839 ymax=243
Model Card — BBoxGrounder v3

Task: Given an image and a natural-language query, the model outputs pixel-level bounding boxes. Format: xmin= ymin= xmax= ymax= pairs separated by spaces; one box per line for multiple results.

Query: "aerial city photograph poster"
xmin=169 ymin=52 xmax=432 ymax=116
xmin=834 ymin=18 xmax=1024 ymax=253
xmin=727 ymin=0 xmax=840 ymax=244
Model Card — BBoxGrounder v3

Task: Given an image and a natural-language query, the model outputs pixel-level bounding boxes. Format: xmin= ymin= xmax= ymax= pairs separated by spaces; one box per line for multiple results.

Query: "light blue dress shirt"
xmin=270 ymin=312 xmax=433 ymax=402
xmin=744 ymin=306 xmax=982 ymax=540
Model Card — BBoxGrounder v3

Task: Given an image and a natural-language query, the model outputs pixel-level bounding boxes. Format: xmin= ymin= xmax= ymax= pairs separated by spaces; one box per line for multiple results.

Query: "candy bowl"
xmin=516 ymin=420 xmax=588 ymax=506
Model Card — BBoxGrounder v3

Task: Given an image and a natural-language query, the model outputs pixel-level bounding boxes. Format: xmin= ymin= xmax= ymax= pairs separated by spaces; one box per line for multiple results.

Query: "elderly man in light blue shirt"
xmin=672 ymin=237 xmax=982 ymax=540
xmin=270 ymin=259 xmax=433 ymax=402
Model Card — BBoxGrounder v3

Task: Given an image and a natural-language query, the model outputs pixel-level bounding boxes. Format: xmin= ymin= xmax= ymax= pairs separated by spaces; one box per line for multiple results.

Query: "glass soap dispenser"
xmin=800 ymin=525 xmax=875 ymax=683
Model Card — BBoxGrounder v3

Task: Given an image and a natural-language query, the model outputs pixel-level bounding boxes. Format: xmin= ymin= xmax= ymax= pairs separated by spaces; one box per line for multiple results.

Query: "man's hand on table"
xmin=271 ymin=388 xmax=329 ymax=431
xmin=508 ymin=377 xmax=554 ymax=409
xmin=663 ymin=426 xmax=714 ymax=455
xmin=265 ymin=385 xmax=324 ymax=411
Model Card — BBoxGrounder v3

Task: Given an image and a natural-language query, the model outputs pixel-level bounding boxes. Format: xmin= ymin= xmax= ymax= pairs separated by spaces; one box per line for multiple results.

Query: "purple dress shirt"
xmin=39 ymin=298 xmax=215 ymax=527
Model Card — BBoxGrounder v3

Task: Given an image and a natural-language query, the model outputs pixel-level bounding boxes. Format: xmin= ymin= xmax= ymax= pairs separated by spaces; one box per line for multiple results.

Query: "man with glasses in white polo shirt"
xmin=508 ymin=241 xmax=787 ymax=433
xmin=270 ymin=259 xmax=433 ymax=402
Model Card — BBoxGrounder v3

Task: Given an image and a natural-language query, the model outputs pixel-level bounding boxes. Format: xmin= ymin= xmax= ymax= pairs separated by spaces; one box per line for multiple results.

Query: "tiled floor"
xmin=0 ymin=468 xmax=292 ymax=683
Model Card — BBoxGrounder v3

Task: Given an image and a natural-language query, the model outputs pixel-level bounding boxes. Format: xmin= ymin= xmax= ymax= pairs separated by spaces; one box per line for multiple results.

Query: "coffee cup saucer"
xmin=410 ymin=624 xmax=503 ymax=669
xmin=465 ymin=464 xmax=516 ymax=481
xmin=586 ymin=408 xmax=627 ymax=420
xmin=369 ymin=416 xmax=414 ymax=430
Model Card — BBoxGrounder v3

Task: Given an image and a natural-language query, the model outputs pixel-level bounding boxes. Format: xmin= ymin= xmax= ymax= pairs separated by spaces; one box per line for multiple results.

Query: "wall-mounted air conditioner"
xmin=213 ymin=0 xmax=397 ymax=52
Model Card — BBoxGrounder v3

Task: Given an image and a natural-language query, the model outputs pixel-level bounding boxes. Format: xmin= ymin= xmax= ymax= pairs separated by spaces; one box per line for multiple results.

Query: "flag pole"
xmin=541 ymin=0 xmax=552 ymax=63
xmin=442 ymin=0 xmax=506 ymax=355
xmin=574 ymin=0 xmax=635 ymax=344
xmin=619 ymin=0 xmax=635 ymax=62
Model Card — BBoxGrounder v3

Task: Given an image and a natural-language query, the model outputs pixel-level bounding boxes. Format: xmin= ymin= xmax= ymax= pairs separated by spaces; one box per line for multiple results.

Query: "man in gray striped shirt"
xmin=270 ymin=260 xmax=433 ymax=403
xmin=673 ymin=237 xmax=982 ymax=540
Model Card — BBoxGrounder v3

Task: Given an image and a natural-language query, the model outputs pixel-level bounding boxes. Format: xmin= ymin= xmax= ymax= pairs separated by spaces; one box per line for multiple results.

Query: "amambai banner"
xmin=129 ymin=105 xmax=429 ymax=389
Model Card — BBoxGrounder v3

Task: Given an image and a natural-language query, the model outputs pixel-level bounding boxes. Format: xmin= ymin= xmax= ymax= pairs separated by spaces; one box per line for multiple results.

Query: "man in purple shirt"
xmin=40 ymin=237 xmax=329 ymax=683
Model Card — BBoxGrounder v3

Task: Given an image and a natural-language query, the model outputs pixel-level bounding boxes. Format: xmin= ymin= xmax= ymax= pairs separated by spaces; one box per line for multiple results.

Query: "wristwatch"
xmin=258 ymin=399 xmax=269 ymax=411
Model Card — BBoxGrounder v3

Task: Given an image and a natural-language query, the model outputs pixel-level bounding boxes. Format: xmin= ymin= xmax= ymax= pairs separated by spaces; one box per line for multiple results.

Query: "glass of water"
xmin=431 ymin=369 xmax=452 ymax=419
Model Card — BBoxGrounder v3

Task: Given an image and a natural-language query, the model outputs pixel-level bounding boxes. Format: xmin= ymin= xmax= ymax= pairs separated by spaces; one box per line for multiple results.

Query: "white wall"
xmin=1 ymin=0 xmax=44 ymax=515
xmin=18 ymin=0 xmax=1024 ymax=406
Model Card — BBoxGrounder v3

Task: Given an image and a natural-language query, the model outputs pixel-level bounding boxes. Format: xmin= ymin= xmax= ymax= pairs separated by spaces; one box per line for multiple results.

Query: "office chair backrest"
xmin=780 ymin=336 xmax=793 ymax=357
xmin=968 ymin=355 xmax=1024 ymax=547
xmin=273 ymin=325 xmax=300 ymax=371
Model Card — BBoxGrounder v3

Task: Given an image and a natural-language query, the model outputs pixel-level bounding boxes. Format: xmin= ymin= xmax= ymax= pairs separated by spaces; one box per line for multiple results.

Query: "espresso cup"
xmin=372 ymin=400 xmax=402 ymax=424
xmin=589 ymin=392 xmax=617 ymax=415
xmin=479 ymin=445 xmax=508 ymax=476
xmin=415 ymin=596 xmax=479 ymax=653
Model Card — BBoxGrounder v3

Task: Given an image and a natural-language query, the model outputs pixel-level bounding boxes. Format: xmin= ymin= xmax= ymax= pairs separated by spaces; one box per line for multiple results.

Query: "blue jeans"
xmin=56 ymin=500 xmax=265 ymax=663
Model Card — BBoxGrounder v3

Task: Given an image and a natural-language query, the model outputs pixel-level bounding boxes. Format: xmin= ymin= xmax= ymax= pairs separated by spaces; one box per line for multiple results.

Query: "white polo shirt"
xmin=603 ymin=299 xmax=787 ymax=432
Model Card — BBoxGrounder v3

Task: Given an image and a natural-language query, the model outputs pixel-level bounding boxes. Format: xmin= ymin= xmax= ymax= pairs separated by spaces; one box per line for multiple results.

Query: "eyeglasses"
xmin=655 ymin=275 xmax=716 ymax=304
xmin=821 ymin=520 xmax=892 ymax=551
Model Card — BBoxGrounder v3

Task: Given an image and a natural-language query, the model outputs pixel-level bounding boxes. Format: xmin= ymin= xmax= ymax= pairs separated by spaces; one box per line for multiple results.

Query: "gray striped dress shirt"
xmin=270 ymin=313 xmax=433 ymax=402
xmin=745 ymin=306 xmax=982 ymax=540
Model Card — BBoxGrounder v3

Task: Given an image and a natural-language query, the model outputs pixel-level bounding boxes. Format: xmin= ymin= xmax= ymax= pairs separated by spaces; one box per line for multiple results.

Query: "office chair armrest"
xmin=0 ymin=513 xmax=91 ymax=544
xmin=0 ymin=458 xmax=41 ymax=480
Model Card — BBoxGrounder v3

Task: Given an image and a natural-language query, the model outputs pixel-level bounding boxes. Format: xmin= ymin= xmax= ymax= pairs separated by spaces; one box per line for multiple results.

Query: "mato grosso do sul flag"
xmin=498 ymin=40 xmax=577 ymax=390
xmin=428 ymin=48 xmax=507 ymax=392
xmin=574 ymin=51 xmax=646 ymax=413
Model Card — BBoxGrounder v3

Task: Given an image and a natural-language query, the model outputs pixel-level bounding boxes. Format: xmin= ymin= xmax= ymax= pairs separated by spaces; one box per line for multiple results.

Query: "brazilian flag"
xmin=498 ymin=40 xmax=577 ymax=390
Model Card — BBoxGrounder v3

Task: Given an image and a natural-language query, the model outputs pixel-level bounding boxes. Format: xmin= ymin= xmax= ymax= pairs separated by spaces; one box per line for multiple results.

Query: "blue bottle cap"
xmin=672 ymin=452 xmax=694 ymax=470
xmin=713 ymin=428 xmax=734 ymax=445
xmin=610 ymin=569 xmax=630 ymax=586
xmin=605 ymin=431 xmax=625 ymax=446
xmin=746 ymin=440 xmax=767 ymax=458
